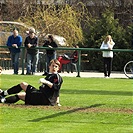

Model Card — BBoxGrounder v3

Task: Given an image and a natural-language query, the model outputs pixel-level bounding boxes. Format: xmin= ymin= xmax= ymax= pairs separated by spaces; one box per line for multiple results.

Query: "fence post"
xmin=76 ymin=50 xmax=81 ymax=77
xmin=21 ymin=47 xmax=25 ymax=75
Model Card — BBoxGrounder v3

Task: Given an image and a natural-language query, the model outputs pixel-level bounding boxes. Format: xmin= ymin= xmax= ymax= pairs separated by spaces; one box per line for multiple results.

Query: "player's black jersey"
xmin=39 ymin=73 xmax=63 ymax=105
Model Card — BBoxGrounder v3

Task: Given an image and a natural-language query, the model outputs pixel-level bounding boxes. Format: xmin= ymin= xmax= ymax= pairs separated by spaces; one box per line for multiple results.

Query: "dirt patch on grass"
xmin=77 ymin=107 xmax=133 ymax=114
xmin=0 ymin=104 xmax=133 ymax=114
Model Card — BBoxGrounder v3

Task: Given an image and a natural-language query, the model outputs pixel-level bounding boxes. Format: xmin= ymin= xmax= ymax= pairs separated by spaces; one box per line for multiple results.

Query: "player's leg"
xmin=17 ymin=92 xmax=26 ymax=101
xmin=4 ymin=94 xmax=22 ymax=103
xmin=0 ymin=84 xmax=23 ymax=97
xmin=0 ymin=82 xmax=28 ymax=98
xmin=20 ymin=82 xmax=28 ymax=92
xmin=0 ymin=83 xmax=23 ymax=103
xmin=0 ymin=92 xmax=26 ymax=104
xmin=56 ymin=96 xmax=61 ymax=106
xmin=0 ymin=86 xmax=27 ymax=104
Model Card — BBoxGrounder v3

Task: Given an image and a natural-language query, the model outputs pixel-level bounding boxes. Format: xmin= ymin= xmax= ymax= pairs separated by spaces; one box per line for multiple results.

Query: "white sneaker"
xmin=57 ymin=103 xmax=62 ymax=106
xmin=0 ymin=96 xmax=6 ymax=103
xmin=104 ymin=76 xmax=109 ymax=79
xmin=0 ymin=89 xmax=3 ymax=95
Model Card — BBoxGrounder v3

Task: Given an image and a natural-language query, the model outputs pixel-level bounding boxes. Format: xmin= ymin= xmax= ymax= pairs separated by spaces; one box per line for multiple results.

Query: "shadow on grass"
xmin=29 ymin=104 xmax=104 ymax=122
xmin=61 ymin=89 xmax=133 ymax=96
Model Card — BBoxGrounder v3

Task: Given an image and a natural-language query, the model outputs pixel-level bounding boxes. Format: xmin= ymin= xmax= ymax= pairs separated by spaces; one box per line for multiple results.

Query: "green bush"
xmin=83 ymin=9 xmax=132 ymax=71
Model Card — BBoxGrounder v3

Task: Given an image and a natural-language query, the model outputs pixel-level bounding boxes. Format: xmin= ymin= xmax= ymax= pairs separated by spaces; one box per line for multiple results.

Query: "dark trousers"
xmin=45 ymin=53 xmax=56 ymax=72
xmin=103 ymin=57 xmax=113 ymax=77
xmin=11 ymin=52 xmax=20 ymax=74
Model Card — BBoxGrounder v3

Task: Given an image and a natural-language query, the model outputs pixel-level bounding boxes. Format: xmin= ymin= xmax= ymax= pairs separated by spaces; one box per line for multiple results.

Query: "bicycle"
xmin=124 ymin=61 xmax=133 ymax=79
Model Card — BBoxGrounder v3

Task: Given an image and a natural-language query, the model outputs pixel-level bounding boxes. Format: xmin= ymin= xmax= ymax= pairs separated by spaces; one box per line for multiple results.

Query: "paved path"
xmin=1 ymin=69 xmax=127 ymax=79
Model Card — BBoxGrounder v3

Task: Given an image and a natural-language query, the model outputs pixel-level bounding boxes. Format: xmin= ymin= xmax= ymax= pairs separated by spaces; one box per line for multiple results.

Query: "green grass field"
xmin=0 ymin=75 xmax=133 ymax=133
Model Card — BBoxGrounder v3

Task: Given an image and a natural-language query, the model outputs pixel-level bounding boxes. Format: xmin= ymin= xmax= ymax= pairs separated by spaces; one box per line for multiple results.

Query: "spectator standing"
xmin=24 ymin=28 xmax=39 ymax=75
xmin=100 ymin=35 xmax=115 ymax=78
xmin=7 ymin=28 xmax=22 ymax=75
xmin=43 ymin=35 xmax=58 ymax=75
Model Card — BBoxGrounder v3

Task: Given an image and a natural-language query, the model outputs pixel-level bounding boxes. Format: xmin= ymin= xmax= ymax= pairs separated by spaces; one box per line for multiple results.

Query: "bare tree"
xmin=0 ymin=0 xmax=132 ymax=45
xmin=18 ymin=3 xmax=86 ymax=45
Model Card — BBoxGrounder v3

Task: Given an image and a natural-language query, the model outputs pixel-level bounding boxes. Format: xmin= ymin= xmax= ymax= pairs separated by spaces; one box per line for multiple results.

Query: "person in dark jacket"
xmin=43 ymin=35 xmax=58 ymax=75
xmin=6 ymin=28 xmax=22 ymax=74
xmin=0 ymin=59 xmax=63 ymax=106
xmin=24 ymin=28 xmax=39 ymax=75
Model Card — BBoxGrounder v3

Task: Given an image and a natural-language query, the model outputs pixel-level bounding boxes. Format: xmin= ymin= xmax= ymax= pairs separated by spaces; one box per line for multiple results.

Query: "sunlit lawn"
xmin=0 ymin=74 xmax=133 ymax=133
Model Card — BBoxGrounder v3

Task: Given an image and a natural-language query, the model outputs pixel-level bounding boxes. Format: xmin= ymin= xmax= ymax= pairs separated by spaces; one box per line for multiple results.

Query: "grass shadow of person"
xmin=29 ymin=103 xmax=104 ymax=122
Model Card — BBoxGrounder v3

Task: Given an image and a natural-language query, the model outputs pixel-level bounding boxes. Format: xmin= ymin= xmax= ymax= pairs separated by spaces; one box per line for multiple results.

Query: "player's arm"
xmin=39 ymin=75 xmax=63 ymax=90
xmin=39 ymin=78 xmax=53 ymax=88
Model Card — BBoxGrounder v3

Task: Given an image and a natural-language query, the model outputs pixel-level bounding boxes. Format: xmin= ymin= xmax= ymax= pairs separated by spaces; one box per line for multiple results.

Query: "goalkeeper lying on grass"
xmin=0 ymin=59 xmax=63 ymax=106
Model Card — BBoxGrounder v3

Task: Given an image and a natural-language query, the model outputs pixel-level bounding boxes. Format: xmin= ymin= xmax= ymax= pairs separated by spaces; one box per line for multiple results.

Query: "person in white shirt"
xmin=100 ymin=35 xmax=115 ymax=78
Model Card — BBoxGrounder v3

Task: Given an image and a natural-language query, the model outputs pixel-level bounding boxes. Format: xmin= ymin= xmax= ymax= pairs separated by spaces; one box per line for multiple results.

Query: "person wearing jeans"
xmin=24 ymin=28 xmax=39 ymax=75
xmin=11 ymin=52 xmax=20 ymax=74
xmin=26 ymin=53 xmax=39 ymax=74
xmin=6 ymin=28 xmax=22 ymax=74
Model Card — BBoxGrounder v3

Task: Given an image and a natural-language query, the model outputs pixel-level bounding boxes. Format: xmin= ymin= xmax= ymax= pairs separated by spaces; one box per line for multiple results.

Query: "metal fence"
xmin=0 ymin=45 xmax=133 ymax=77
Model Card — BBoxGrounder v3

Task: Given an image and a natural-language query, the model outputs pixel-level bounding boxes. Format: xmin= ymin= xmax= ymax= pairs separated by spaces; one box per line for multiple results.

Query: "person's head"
xmin=104 ymin=35 xmax=113 ymax=44
xmin=48 ymin=35 xmax=54 ymax=42
xmin=13 ymin=28 xmax=19 ymax=37
xmin=49 ymin=59 xmax=60 ymax=73
xmin=29 ymin=28 xmax=36 ymax=38
xmin=0 ymin=66 xmax=2 ymax=75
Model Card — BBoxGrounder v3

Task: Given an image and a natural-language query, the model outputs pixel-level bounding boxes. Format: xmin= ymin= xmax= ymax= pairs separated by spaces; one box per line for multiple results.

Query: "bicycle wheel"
xmin=124 ymin=61 xmax=133 ymax=79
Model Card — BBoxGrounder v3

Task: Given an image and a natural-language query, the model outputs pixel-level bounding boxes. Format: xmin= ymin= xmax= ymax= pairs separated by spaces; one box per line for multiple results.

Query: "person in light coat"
xmin=100 ymin=35 xmax=115 ymax=78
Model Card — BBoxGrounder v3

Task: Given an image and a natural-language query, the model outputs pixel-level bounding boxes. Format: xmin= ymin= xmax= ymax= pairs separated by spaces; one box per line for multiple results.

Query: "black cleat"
xmin=0 ymin=89 xmax=5 ymax=97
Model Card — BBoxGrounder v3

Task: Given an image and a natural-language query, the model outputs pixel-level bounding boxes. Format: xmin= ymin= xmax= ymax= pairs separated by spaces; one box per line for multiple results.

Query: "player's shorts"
xmin=25 ymin=85 xmax=50 ymax=105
